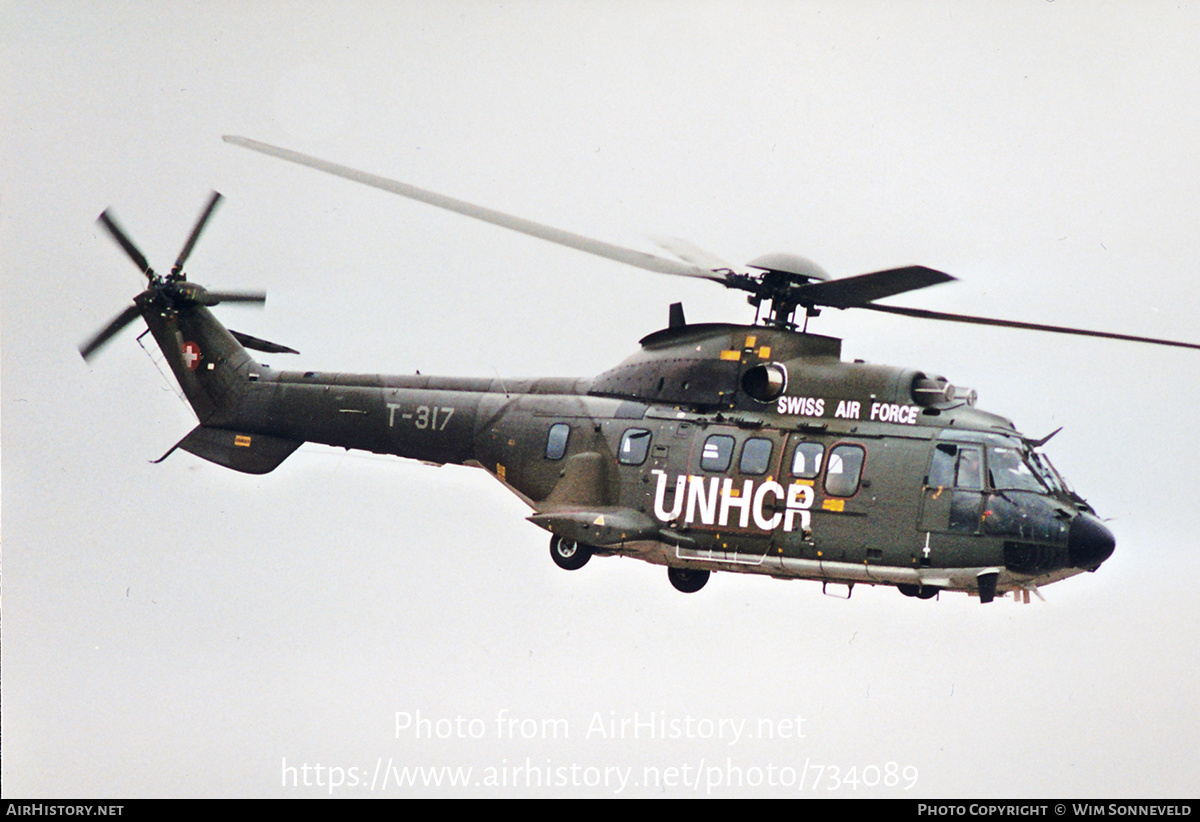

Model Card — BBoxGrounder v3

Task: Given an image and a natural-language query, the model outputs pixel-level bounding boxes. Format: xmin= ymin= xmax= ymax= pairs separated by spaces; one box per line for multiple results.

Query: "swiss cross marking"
xmin=182 ymin=341 xmax=202 ymax=370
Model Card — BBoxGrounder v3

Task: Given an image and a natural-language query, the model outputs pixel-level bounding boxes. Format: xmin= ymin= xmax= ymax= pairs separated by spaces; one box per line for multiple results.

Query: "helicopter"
xmin=79 ymin=136 xmax=1200 ymax=604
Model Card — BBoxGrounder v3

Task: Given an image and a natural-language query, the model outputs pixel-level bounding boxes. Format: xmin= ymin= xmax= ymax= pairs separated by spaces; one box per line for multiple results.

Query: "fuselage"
xmin=149 ymin=303 xmax=1114 ymax=602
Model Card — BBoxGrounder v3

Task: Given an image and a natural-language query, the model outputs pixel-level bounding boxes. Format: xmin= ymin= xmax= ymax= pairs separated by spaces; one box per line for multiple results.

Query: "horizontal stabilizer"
xmin=229 ymin=329 xmax=299 ymax=354
xmin=155 ymin=426 xmax=302 ymax=474
xmin=529 ymin=508 xmax=664 ymax=547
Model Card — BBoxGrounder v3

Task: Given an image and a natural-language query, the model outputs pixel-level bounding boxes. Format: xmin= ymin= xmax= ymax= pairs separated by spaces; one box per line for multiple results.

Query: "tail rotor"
xmin=80 ymin=192 xmax=266 ymax=362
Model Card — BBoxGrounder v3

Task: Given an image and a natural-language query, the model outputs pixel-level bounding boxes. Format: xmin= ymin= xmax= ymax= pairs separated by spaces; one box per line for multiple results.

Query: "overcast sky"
xmin=4 ymin=1 xmax=1200 ymax=798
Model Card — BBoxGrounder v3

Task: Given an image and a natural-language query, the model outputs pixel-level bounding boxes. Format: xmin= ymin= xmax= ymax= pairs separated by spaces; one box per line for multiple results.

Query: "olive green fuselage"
xmin=148 ymin=304 xmax=1109 ymax=601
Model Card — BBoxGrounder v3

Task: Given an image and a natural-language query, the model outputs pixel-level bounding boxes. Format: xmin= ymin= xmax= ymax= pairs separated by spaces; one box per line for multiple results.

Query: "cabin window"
xmin=824 ymin=444 xmax=866 ymax=497
xmin=739 ymin=437 xmax=773 ymax=475
xmin=790 ymin=442 xmax=824 ymax=478
xmin=700 ymin=434 xmax=735 ymax=472
xmin=545 ymin=423 xmax=570 ymax=460
xmin=618 ymin=428 xmax=651 ymax=465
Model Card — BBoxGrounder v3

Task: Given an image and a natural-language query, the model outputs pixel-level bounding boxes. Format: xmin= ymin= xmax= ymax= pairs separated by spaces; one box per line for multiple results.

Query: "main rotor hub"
xmin=742 ymin=255 xmax=833 ymax=328
xmin=746 ymin=253 xmax=831 ymax=284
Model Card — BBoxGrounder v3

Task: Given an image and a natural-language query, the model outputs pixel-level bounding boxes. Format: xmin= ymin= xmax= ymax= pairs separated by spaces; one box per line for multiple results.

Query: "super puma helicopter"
xmin=80 ymin=136 xmax=1199 ymax=603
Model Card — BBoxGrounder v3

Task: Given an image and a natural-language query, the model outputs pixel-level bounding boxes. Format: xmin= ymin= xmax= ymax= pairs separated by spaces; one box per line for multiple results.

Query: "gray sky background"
xmin=3 ymin=1 xmax=1199 ymax=798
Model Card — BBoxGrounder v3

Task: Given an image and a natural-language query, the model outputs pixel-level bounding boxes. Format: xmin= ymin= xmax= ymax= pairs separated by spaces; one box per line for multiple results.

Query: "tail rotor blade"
xmin=79 ymin=303 xmax=141 ymax=361
xmin=173 ymin=190 xmax=223 ymax=276
xmin=86 ymin=193 xmax=263 ymax=363
xmin=97 ymin=211 xmax=153 ymax=278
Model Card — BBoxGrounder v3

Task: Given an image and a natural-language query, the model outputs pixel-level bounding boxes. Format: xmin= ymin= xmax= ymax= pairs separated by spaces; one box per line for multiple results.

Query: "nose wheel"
xmin=668 ymin=566 xmax=710 ymax=593
xmin=549 ymin=535 xmax=592 ymax=571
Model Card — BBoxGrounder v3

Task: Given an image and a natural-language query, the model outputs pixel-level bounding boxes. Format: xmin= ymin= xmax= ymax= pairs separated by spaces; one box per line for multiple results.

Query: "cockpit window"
xmin=987 ymin=445 xmax=1047 ymax=492
xmin=1029 ymin=450 xmax=1069 ymax=495
xmin=929 ymin=443 xmax=958 ymax=488
xmin=928 ymin=443 xmax=982 ymax=490
xmin=956 ymin=446 xmax=984 ymax=490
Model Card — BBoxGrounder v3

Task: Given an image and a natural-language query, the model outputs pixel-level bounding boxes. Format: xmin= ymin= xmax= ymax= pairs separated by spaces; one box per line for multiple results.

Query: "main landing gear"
xmin=548 ymin=535 xmax=710 ymax=593
xmin=897 ymin=583 xmax=940 ymax=600
xmin=549 ymin=535 xmax=592 ymax=571
xmin=668 ymin=566 xmax=710 ymax=594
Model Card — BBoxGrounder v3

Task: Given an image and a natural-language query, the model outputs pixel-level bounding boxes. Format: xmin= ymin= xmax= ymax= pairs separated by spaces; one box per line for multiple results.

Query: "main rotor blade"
xmin=224 ymin=135 xmax=726 ymax=283
xmin=174 ymin=190 xmax=223 ymax=274
xmin=797 ymin=266 xmax=956 ymax=309
xmin=860 ymin=303 xmax=1200 ymax=350
xmin=79 ymin=303 xmax=141 ymax=361
xmin=97 ymin=211 xmax=152 ymax=278
xmin=205 ymin=290 xmax=266 ymax=304
xmin=649 ymin=236 xmax=733 ymax=271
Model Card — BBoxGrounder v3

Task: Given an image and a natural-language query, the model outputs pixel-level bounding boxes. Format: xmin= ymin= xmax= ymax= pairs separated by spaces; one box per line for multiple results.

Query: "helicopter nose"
xmin=1068 ymin=512 xmax=1115 ymax=570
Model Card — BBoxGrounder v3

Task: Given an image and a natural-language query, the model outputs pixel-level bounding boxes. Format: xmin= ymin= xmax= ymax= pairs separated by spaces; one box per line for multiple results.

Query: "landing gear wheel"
xmin=668 ymin=566 xmax=710 ymax=593
xmin=898 ymin=583 xmax=939 ymax=600
xmin=549 ymin=535 xmax=591 ymax=571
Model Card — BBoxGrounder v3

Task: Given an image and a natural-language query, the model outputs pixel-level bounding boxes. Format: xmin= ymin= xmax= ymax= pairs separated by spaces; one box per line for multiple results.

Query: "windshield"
xmin=1028 ymin=450 xmax=1071 ymax=496
xmin=986 ymin=445 xmax=1048 ymax=493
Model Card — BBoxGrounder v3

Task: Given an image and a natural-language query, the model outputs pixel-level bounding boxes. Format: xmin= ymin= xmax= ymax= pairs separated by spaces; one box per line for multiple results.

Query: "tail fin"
xmin=137 ymin=294 xmax=259 ymax=425
xmin=141 ymin=303 xmax=305 ymax=474
xmin=82 ymin=193 xmax=302 ymax=471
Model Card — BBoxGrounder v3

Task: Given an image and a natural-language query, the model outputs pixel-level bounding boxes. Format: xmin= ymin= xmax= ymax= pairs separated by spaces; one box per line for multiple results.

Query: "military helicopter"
xmin=80 ymin=136 xmax=1200 ymax=604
